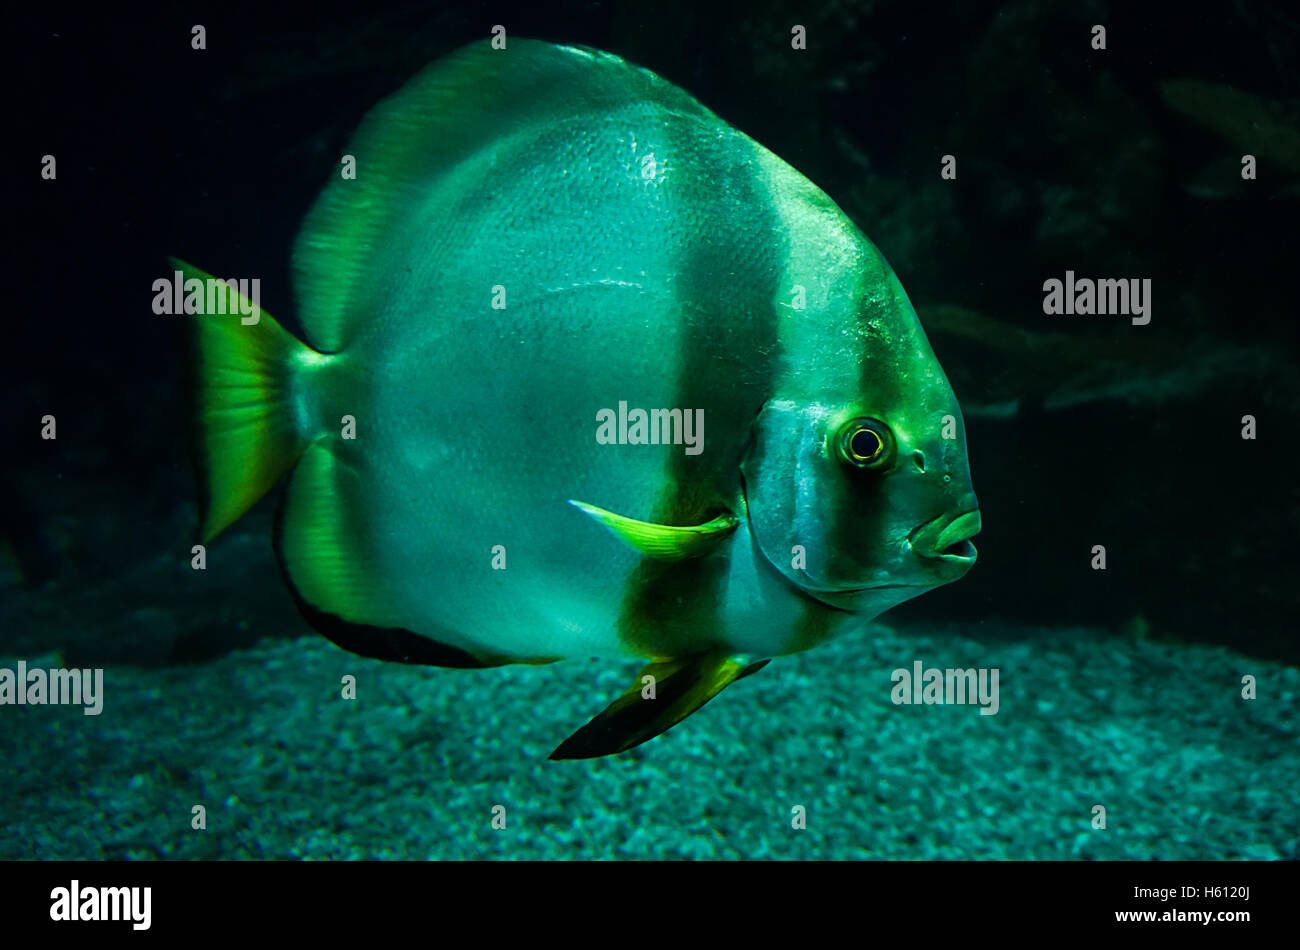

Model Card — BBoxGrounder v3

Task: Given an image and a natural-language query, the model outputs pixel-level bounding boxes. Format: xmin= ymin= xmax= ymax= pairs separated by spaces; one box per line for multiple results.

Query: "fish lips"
xmin=908 ymin=509 xmax=982 ymax=565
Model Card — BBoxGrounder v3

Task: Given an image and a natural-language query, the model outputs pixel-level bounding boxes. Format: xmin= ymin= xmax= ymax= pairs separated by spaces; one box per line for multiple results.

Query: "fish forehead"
xmin=737 ymin=142 xmax=943 ymax=411
xmin=766 ymin=223 xmax=948 ymax=412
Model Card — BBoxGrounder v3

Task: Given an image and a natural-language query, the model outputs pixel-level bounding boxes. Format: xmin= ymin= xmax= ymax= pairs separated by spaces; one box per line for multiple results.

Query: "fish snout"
xmin=909 ymin=509 xmax=981 ymax=570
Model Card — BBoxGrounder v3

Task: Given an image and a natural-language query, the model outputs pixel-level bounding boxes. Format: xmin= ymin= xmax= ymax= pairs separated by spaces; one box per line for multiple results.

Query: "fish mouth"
xmin=909 ymin=509 xmax=981 ymax=563
xmin=792 ymin=510 xmax=981 ymax=610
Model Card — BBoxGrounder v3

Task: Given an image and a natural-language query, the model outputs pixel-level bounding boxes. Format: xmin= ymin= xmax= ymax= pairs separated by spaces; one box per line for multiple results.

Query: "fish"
xmin=174 ymin=39 xmax=980 ymax=760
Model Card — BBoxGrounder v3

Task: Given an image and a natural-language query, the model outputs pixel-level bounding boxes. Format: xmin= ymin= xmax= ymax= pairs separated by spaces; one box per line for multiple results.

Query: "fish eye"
xmin=836 ymin=417 xmax=895 ymax=471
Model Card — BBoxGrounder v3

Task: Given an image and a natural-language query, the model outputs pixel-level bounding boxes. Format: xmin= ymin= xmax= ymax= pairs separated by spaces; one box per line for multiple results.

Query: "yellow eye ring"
xmin=837 ymin=417 xmax=895 ymax=471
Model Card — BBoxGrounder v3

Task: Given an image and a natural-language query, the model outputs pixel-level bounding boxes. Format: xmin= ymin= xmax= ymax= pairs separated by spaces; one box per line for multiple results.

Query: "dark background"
xmin=5 ymin=0 xmax=1297 ymax=666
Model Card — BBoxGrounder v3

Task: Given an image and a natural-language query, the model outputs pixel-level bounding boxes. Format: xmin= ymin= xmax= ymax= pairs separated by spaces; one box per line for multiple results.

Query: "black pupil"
xmin=851 ymin=428 xmax=881 ymax=461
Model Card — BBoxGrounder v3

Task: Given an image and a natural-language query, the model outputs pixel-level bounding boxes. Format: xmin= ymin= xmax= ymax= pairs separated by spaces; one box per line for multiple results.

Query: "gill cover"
xmin=741 ymin=401 xmax=880 ymax=593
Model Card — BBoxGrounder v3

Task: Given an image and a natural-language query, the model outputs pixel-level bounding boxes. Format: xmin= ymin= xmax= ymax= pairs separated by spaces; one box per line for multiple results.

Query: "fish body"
xmin=178 ymin=40 xmax=979 ymax=757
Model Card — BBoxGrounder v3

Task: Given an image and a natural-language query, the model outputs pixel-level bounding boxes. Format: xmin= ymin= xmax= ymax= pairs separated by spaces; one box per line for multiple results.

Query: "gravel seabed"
xmin=2 ymin=621 xmax=1296 ymax=860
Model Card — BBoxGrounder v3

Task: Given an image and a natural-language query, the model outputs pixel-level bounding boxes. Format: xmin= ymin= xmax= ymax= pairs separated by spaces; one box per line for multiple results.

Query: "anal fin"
xmin=549 ymin=652 xmax=771 ymax=760
xmin=275 ymin=442 xmax=500 ymax=668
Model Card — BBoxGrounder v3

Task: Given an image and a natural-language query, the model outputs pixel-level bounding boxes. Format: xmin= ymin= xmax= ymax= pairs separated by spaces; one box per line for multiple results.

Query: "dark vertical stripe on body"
xmin=790 ymin=589 xmax=847 ymax=654
xmin=825 ymin=244 xmax=903 ymax=594
xmin=616 ymin=130 xmax=788 ymax=659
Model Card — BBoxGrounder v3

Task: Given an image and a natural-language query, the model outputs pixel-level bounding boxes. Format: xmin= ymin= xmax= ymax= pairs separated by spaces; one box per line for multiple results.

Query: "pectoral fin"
xmin=549 ymin=651 xmax=771 ymax=760
xmin=569 ymin=499 xmax=737 ymax=560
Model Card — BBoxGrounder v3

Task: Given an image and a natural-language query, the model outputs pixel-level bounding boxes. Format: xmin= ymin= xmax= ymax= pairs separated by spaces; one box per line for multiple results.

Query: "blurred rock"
xmin=918 ymin=303 xmax=1300 ymax=417
xmin=1159 ymin=78 xmax=1300 ymax=176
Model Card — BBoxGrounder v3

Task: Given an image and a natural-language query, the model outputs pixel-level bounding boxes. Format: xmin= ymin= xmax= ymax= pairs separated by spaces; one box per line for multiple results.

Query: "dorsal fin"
xmin=291 ymin=39 xmax=715 ymax=353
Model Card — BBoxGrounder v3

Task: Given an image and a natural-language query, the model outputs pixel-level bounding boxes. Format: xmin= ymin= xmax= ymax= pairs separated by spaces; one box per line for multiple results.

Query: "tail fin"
xmin=172 ymin=258 xmax=326 ymax=542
